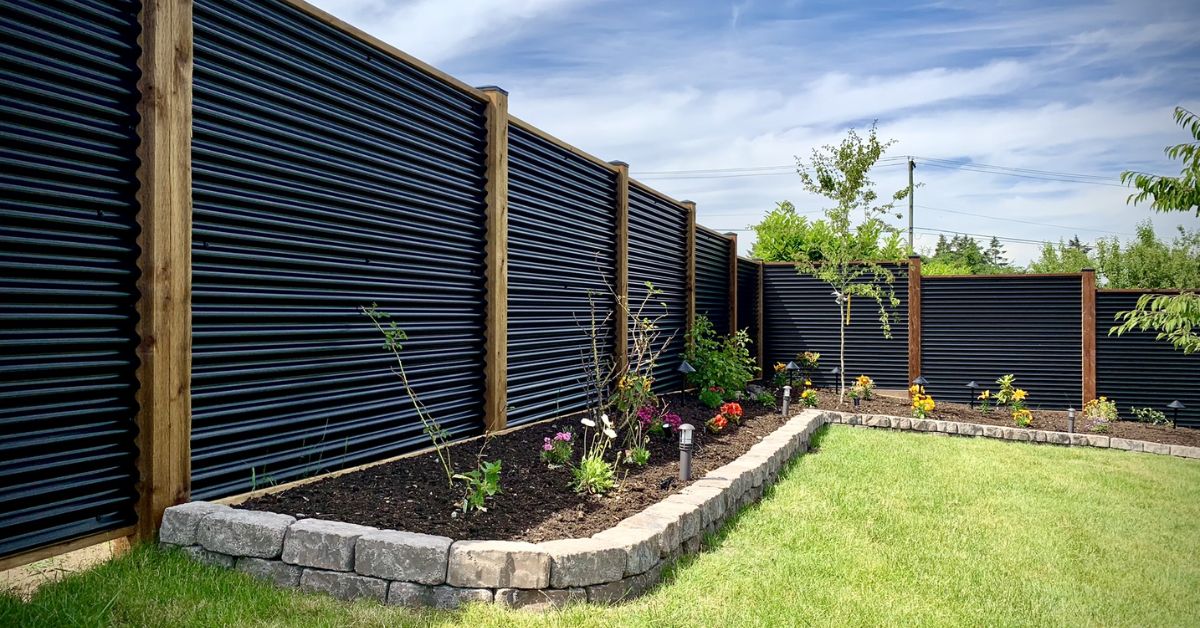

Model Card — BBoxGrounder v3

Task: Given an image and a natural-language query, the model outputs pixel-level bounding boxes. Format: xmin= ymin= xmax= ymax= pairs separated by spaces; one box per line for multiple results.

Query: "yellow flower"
xmin=804 ymin=379 xmax=812 ymax=387
xmin=979 ymin=390 xmax=991 ymax=400
xmin=774 ymin=362 xmax=786 ymax=372
xmin=1013 ymin=389 xmax=1027 ymax=402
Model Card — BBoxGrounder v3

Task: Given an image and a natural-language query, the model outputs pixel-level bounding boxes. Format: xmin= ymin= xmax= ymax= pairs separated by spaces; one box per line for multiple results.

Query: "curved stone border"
xmin=823 ymin=410 xmax=1200 ymax=459
xmin=159 ymin=410 xmax=827 ymax=610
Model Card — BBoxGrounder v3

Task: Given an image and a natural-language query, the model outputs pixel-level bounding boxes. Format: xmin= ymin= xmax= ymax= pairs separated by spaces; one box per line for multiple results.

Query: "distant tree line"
xmin=750 ymin=207 xmax=1199 ymax=290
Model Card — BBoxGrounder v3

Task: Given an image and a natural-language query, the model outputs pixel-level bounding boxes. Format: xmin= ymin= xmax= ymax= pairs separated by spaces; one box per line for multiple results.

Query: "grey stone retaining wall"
xmin=160 ymin=410 xmax=828 ymax=611
xmin=823 ymin=411 xmax=1200 ymax=459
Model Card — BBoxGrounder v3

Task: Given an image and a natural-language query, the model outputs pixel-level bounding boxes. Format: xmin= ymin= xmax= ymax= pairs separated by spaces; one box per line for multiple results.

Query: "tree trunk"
xmin=838 ymin=300 xmax=846 ymax=405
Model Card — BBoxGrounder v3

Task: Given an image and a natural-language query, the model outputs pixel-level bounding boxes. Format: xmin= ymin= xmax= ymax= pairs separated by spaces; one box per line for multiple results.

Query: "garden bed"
xmin=237 ymin=394 xmax=787 ymax=541
xmin=805 ymin=389 xmax=1200 ymax=447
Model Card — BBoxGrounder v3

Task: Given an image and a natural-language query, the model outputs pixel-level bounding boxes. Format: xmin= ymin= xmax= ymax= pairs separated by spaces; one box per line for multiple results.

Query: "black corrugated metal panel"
xmin=1096 ymin=292 xmax=1200 ymax=428
xmin=695 ymin=227 xmax=730 ymax=335
xmin=736 ymin=257 xmax=759 ymax=349
xmin=0 ymin=0 xmax=142 ymax=558
xmin=763 ymin=263 xmax=909 ymax=388
xmin=506 ymin=123 xmax=616 ymax=426
xmin=190 ymin=0 xmax=488 ymax=500
xmin=628 ymin=185 xmax=688 ymax=393
xmin=922 ymin=275 xmax=1081 ymax=407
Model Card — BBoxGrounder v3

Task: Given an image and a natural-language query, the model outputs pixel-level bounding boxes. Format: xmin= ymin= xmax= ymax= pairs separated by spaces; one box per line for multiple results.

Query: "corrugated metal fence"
xmin=921 ymin=275 xmax=1083 ymax=408
xmin=189 ymin=0 xmax=489 ymax=499
xmin=763 ymin=263 xmax=910 ymax=389
xmin=695 ymin=227 xmax=732 ymax=335
xmin=0 ymin=0 xmax=143 ymax=559
xmin=1097 ymin=292 xmax=1199 ymax=428
xmin=628 ymin=184 xmax=689 ymax=393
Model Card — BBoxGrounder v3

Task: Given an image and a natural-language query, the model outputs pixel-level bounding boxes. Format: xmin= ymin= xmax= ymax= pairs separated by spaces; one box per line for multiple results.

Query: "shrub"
xmin=1012 ymin=408 xmax=1032 ymax=427
xmin=572 ymin=454 xmax=616 ymax=494
xmin=1085 ymin=397 xmax=1119 ymax=433
xmin=698 ymin=386 xmax=724 ymax=409
xmin=624 ymin=446 xmax=650 ymax=467
xmin=1130 ymin=406 xmax=1172 ymax=427
xmin=910 ymin=384 xmax=935 ymax=418
xmin=850 ymin=375 xmax=875 ymax=401
xmin=684 ymin=315 xmax=757 ymax=396
xmin=719 ymin=401 xmax=744 ymax=424
xmin=755 ymin=390 xmax=776 ymax=406
xmin=453 ymin=460 xmax=501 ymax=513
xmin=611 ymin=373 xmax=656 ymax=429
xmin=540 ymin=431 xmax=573 ymax=467
xmin=800 ymin=388 xmax=819 ymax=408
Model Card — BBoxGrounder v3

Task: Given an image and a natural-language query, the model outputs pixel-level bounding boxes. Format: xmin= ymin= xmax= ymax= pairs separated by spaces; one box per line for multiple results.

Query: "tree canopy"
xmin=748 ymin=201 xmax=905 ymax=262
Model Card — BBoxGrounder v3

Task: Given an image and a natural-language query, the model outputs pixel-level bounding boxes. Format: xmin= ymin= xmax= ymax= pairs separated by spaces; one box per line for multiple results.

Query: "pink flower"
xmin=543 ymin=442 xmax=553 ymax=451
xmin=662 ymin=412 xmax=682 ymax=430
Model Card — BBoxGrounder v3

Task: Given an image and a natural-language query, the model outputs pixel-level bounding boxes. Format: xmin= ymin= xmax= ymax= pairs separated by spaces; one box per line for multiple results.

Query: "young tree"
xmin=1027 ymin=238 xmax=1096 ymax=274
xmin=1111 ymin=107 xmax=1200 ymax=353
xmin=792 ymin=123 xmax=907 ymax=402
xmin=749 ymin=201 xmax=905 ymax=262
xmin=984 ymin=236 xmax=1009 ymax=269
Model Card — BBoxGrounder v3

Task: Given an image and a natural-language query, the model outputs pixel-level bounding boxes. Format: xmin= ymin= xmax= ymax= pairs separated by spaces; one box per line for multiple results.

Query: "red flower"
xmin=719 ymin=402 xmax=743 ymax=419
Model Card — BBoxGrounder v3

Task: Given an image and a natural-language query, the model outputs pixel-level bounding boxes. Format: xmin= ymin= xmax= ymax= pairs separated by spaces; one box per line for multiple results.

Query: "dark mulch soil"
xmin=803 ymin=388 xmax=1200 ymax=447
xmin=238 ymin=395 xmax=788 ymax=542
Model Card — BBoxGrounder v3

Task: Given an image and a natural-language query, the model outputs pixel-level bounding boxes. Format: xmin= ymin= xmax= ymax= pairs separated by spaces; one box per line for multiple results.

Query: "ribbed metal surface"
xmin=191 ymin=0 xmax=488 ymax=499
xmin=628 ymin=186 xmax=687 ymax=393
xmin=763 ymin=264 xmax=909 ymax=388
xmin=921 ymin=276 xmax=1081 ymax=407
xmin=1097 ymin=292 xmax=1200 ymax=427
xmin=695 ymin=228 xmax=730 ymax=335
xmin=0 ymin=0 xmax=142 ymax=557
xmin=506 ymin=124 xmax=616 ymax=426
xmin=736 ymin=257 xmax=759 ymax=349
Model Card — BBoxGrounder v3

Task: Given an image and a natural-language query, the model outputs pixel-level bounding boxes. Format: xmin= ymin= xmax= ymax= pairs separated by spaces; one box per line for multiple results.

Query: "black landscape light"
xmin=913 ymin=376 xmax=929 ymax=387
xmin=1068 ymin=406 xmax=1076 ymax=433
xmin=966 ymin=381 xmax=979 ymax=409
xmin=785 ymin=360 xmax=800 ymax=388
xmin=678 ymin=360 xmax=696 ymax=375
xmin=678 ymin=424 xmax=695 ymax=481
xmin=1168 ymin=400 xmax=1185 ymax=429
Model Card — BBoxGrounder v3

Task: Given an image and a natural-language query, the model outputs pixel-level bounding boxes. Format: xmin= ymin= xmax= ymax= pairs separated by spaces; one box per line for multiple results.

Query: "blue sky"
xmin=313 ymin=0 xmax=1200 ymax=263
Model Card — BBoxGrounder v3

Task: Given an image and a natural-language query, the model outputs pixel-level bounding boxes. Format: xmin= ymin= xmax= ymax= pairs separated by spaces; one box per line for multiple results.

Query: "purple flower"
xmin=662 ymin=412 xmax=682 ymax=430
xmin=636 ymin=405 xmax=657 ymax=426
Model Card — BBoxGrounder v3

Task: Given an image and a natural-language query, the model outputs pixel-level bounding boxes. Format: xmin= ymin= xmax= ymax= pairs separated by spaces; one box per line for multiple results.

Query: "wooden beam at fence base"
xmin=1082 ymin=268 xmax=1097 ymax=406
xmin=481 ymin=87 xmax=509 ymax=433
xmin=133 ymin=0 xmax=193 ymax=542
xmin=0 ymin=526 xmax=137 ymax=573
xmin=908 ymin=255 xmax=922 ymax=383
xmin=757 ymin=260 xmax=765 ymax=372
xmin=683 ymin=201 xmax=697 ymax=348
xmin=727 ymin=234 xmax=738 ymax=335
xmin=612 ymin=161 xmax=630 ymax=375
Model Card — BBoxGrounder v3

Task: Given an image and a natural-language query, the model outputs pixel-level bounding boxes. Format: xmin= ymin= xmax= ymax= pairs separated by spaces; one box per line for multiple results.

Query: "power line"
xmin=917 ymin=161 xmax=1127 ymax=187
xmin=636 ymin=155 xmax=906 ymax=176
xmin=916 ymin=156 xmax=1116 ymax=181
xmin=912 ymin=226 xmax=1052 ymax=246
xmin=639 ymin=161 xmax=907 ymax=180
xmin=913 ymin=203 xmax=1133 ymax=237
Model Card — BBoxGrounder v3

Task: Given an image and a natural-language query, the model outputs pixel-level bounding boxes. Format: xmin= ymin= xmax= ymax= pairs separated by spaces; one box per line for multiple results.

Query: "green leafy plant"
xmin=978 ymin=389 xmax=993 ymax=413
xmin=850 ymin=374 xmax=875 ymax=401
xmin=698 ymin=387 xmax=724 ymax=409
xmin=540 ymin=431 xmax=574 ymax=467
xmin=683 ymin=315 xmax=757 ymax=396
xmin=624 ymin=446 xmax=650 ymax=467
xmin=755 ymin=390 xmax=776 ymax=406
xmin=799 ymin=388 xmax=819 ymax=408
xmin=454 ymin=459 xmax=501 ymax=513
xmin=1012 ymin=408 xmax=1032 ymax=428
xmin=1084 ymin=397 xmax=1119 ymax=433
xmin=994 ymin=374 xmax=1028 ymax=410
xmin=1130 ymin=406 xmax=1173 ymax=427
xmin=573 ymin=452 xmax=616 ymax=494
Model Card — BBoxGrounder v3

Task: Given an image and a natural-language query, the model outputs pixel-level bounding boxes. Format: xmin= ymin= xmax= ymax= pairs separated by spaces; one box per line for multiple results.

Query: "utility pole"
xmin=907 ymin=157 xmax=915 ymax=256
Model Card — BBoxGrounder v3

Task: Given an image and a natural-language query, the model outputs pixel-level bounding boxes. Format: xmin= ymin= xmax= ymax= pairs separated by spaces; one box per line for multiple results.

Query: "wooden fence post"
xmin=480 ymin=87 xmax=509 ymax=433
xmin=727 ymin=234 xmax=738 ymax=334
xmin=612 ymin=162 xmax=630 ymax=375
xmin=682 ymin=200 xmax=697 ymax=348
xmin=757 ymin=259 xmax=765 ymax=371
xmin=1081 ymin=268 xmax=1097 ymax=407
xmin=907 ymin=255 xmax=922 ymax=384
xmin=133 ymin=0 xmax=194 ymax=540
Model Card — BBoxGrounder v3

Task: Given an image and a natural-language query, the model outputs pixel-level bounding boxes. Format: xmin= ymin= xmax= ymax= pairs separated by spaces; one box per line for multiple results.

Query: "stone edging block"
xmin=159 ymin=409 xmax=832 ymax=610
xmin=819 ymin=409 xmax=1200 ymax=460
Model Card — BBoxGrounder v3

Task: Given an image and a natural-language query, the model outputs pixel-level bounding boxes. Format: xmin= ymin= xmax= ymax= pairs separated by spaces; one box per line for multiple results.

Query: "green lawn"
xmin=5 ymin=425 xmax=1200 ymax=627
